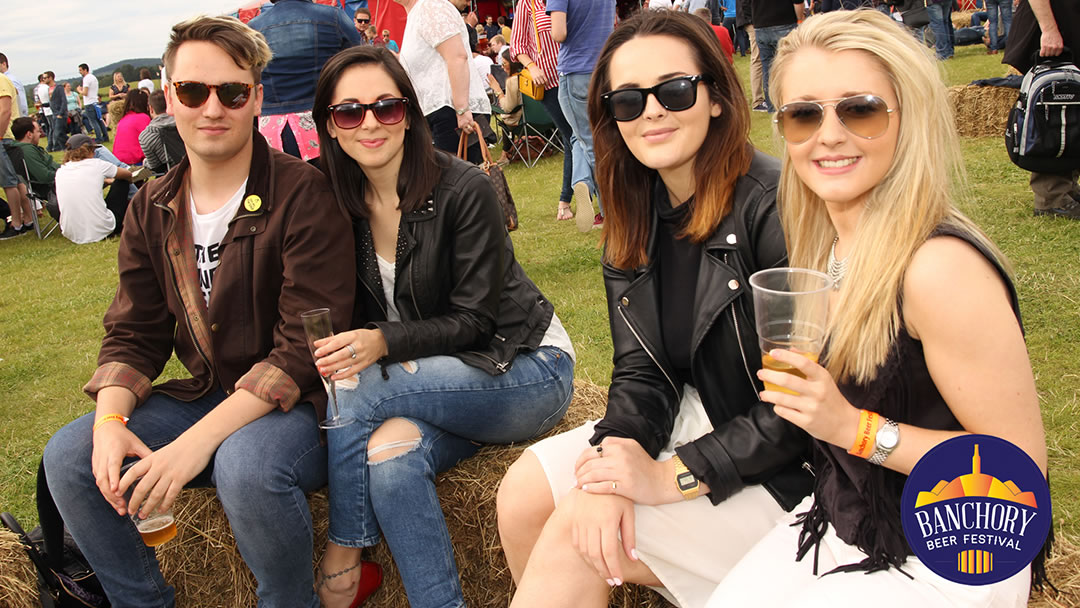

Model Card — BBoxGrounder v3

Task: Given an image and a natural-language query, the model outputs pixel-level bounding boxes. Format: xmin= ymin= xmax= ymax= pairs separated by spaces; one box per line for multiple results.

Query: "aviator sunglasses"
xmin=601 ymin=75 xmax=712 ymax=122
xmin=774 ymin=95 xmax=896 ymax=144
xmin=172 ymin=81 xmax=254 ymax=110
xmin=328 ymin=98 xmax=409 ymax=129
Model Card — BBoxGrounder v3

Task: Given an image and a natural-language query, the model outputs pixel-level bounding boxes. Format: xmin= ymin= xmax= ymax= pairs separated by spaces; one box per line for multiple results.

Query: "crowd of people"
xmin=1 ymin=0 xmax=1075 ymax=607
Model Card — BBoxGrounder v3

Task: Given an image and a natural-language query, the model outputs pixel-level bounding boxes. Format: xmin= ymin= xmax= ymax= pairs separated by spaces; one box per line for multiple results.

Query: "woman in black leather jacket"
xmin=498 ymin=11 xmax=811 ymax=608
xmin=307 ymin=46 xmax=575 ymax=608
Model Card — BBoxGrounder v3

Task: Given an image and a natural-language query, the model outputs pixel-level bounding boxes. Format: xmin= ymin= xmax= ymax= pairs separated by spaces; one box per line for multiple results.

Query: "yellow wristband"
xmin=93 ymin=414 xmax=129 ymax=432
xmin=848 ymin=409 xmax=880 ymax=459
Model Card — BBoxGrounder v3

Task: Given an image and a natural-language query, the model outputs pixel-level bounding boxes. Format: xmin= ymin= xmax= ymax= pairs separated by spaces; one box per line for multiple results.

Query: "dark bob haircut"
xmin=312 ymin=45 xmax=444 ymax=220
xmin=589 ymin=10 xmax=753 ymax=269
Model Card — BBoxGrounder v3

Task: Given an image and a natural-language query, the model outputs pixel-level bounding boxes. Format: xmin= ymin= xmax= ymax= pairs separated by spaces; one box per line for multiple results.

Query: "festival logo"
xmin=901 ymin=434 xmax=1051 ymax=585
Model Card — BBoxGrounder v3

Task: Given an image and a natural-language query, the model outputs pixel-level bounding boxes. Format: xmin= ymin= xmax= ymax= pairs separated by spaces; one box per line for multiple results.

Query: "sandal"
xmin=556 ymin=201 xmax=574 ymax=221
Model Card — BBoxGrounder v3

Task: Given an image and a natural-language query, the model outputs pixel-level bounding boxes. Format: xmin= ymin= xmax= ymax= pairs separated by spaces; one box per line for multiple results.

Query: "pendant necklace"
xmin=827 ymin=236 xmax=847 ymax=290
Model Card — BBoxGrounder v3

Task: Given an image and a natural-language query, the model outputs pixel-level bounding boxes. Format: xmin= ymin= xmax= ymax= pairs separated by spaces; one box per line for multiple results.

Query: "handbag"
xmin=459 ymin=122 xmax=518 ymax=232
xmin=520 ymin=1 xmax=545 ymax=101
xmin=0 ymin=460 xmax=109 ymax=608
xmin=900 ymin=0 xmax=929 ymax=29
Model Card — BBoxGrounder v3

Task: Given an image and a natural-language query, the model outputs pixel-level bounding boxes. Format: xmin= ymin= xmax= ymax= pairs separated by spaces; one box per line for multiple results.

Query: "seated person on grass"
xmin=53 ymin=143 xmax=137 ymax=243
xmin=139 ymin=90 xmax=186 ymax=174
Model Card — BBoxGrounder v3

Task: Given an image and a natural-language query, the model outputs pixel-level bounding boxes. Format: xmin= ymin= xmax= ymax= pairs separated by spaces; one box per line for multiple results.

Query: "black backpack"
xmin=1005 ymin=48 xmax=1080 ymax=173
xmin=0 ymin=460 xmax=109 ymax=608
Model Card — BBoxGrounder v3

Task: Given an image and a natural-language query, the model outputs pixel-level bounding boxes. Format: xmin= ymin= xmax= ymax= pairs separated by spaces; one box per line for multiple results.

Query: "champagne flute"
xmin=301 ymin=308 xmax=356 ymax=429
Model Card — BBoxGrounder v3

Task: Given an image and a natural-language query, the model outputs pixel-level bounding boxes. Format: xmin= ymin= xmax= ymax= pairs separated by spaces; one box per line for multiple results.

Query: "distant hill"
xmin=94 ymin=58 xmax=162 ymax=78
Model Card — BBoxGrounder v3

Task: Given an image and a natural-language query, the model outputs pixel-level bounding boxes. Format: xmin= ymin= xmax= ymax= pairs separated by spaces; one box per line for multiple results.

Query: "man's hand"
xmin=118 ymin=431 xmax=216 ymax=518
xmin=1040 ymin=29 xmax=1064 ymax=56
xmin=91 ymin=421 xmax=152 ymax=512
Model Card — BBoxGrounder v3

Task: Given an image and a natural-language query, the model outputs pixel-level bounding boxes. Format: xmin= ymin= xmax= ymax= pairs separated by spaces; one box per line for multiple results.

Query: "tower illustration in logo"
xmin=913 ymin=445 xmax=1037 ymax=574
xmin=902 ymin=434 xmax=1050 ymax=585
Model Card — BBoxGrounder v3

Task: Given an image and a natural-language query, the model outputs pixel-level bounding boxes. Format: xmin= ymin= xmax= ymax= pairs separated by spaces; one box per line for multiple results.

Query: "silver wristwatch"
xmin=869 ymin=417 xmax=900 ymax=465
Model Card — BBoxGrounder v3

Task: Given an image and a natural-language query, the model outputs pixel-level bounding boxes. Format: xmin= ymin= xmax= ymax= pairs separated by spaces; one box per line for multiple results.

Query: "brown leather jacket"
xmin=84 ymin=132 xmax=355 ymax=419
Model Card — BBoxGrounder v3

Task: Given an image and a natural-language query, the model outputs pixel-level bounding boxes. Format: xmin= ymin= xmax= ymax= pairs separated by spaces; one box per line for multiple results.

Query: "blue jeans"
xmin=327 ymin=347 xmax=574 ymax=608
xmin=927 ymin=2 xmax=954 ymax=59
xmin=755 ymin=23 xmax=797 ymax=111
xmin=539 ymin=86 xmax=575 ymax=202
xmin=82 ymin=105 xmax=107 ymax=142
xmin=51 ymin=115 xmax=68 ymax=150
xmin=558 ymin=72 xmax=601 ymax=214
xmin=43 ymin=390 xmax=328 ymax=608
xmin=984 ymin=0 xmax=1011 ymax=50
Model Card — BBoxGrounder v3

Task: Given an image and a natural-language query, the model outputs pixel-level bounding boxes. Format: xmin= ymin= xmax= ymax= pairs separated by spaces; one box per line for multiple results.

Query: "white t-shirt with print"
xmin=398 ymin=0 xmax=491 ymax=117
xmin=82 ymin=73 xmax=100 ymax=104
xmin=55 ymin=158 xmax=118 ymax=244
xmin=190 ymin=181 xmax=247 ymax=307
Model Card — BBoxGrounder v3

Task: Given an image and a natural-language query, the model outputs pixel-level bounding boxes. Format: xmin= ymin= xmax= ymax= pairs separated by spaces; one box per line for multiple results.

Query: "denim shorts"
xmin=0 ymin=141 xmax=18 ymax=189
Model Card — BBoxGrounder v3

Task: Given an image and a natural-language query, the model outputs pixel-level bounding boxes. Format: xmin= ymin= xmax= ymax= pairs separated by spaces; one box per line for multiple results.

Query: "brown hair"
xmin=163 ymin=15 xmax=272 ymax=84
xmin=589 ymin=10 xmax=752 ymax=269
xmin=63 ymin=144 xmax=95 ymax=164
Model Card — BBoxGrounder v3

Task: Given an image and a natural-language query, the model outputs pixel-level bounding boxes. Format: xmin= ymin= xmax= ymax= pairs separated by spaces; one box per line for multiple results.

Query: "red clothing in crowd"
xmin=710 ymin=24 xmax=734 ymax=63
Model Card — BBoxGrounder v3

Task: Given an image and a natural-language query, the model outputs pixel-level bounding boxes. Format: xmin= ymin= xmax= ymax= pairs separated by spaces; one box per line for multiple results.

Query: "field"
xmin=1 ymin=42 xmax=1078 ymax=546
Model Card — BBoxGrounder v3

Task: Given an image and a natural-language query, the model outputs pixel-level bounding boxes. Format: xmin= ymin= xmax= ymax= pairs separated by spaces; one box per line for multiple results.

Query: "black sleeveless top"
xmin=795 ymin=225 xmax=1049 ymax=585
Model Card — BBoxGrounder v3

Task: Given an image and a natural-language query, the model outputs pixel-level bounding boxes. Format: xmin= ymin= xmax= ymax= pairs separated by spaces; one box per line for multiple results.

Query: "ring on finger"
xmin=346 ymin=344 xmax=357 ymax=359
xmin=596 ymin=445 xmax=603 ymax=456
xmin=612 ymin=480 xmax=617 ymax=491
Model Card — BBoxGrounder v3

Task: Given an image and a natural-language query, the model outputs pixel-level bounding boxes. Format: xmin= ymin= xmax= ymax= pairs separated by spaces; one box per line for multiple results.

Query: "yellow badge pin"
xmin=243 ymin=195 xmax=262 ymax=212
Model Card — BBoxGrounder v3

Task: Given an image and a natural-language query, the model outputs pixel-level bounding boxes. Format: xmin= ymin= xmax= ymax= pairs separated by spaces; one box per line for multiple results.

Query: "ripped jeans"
xmin=326 ymin=347 xmax=574 ymax=608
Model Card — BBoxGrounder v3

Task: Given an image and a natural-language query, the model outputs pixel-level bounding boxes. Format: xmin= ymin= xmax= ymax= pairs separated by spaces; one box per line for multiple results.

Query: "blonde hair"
xmin=162 ymin=15 xmax=272 ymax=84
xmin=770 ymin=10 xmax=1005 ymax=385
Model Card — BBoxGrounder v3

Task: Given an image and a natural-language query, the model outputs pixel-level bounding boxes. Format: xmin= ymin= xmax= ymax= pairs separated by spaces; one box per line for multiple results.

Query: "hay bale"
xmin=1030 ymin=531 xmax=1080 ymax=608
xmin=160 ymin=380 xmax=670 ymax=607
xmin=0 ymin=529 xmax=38 ymax=608
xmin=948 ymin=85 xmax=1018 ymax=138
xmin=952 ymin=10 xmax=974 ymax=30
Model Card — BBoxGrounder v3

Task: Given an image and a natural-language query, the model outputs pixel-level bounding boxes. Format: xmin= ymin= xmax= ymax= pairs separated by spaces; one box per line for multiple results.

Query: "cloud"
xmin=4 ymin=1 xmax=249 ymax=82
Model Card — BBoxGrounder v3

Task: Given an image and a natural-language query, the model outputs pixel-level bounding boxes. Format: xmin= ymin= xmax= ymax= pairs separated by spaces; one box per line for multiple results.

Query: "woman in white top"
xmin=393 ymin=0 xmax=491 ymax=163
xmin=309 ymin=46 xmax=575 ymax=608
xmin=54 ymin=143 xmax=135 ymax=244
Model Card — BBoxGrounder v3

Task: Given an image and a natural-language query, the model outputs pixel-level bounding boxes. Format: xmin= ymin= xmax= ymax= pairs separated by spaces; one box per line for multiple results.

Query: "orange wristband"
xmin=93 ymin=414 xmax=129 ymax=432
xmin=848 ymin=409 xmax=880 ymax=459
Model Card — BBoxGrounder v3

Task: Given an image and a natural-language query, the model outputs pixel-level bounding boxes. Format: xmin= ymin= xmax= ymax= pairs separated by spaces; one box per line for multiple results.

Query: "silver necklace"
xmin=827 ymin=236 xmax=847 ymax=290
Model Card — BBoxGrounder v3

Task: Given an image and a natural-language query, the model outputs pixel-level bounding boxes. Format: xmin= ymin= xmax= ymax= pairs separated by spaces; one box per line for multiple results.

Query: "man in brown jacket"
xmin=42 ymin=16 xmax=355 ymax=607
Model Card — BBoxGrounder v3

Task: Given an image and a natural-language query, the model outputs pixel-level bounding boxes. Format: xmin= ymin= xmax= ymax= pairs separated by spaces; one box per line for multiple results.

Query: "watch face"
xmin=878 ymin=426 xmax=900 ymax=449
xmin=677 ymin=471 xmax=698 ymax=491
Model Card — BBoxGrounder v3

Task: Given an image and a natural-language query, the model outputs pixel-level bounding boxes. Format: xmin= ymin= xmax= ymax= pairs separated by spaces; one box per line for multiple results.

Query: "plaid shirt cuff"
xmin=84 ymin=362 xmax=153 ymax=404
xmin=235 ymin=362 xmax=301 ymax=412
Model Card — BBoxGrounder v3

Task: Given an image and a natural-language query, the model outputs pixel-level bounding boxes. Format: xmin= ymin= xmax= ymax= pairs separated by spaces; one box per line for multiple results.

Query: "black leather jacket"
xmin=590 ymin=151 xmax=812 ymax=511
xmin=353 ymin=153 xmax=555 ymax=374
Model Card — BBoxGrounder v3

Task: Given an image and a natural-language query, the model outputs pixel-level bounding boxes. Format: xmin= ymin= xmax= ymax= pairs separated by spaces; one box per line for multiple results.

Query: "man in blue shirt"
xmin=549 ymin=0 xmax=615 ymax=232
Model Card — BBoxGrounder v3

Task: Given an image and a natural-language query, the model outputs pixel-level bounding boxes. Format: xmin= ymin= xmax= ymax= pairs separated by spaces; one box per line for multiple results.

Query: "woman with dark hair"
xmin=497 ymin=10 xmax=810 ymax=608
xmin=309 ymin=45 xmax=575 ymax=608
xmin=137 ymin=67 xmax=155 ymax=92
xmin=112 ymin=88 xmax=151 ymax=165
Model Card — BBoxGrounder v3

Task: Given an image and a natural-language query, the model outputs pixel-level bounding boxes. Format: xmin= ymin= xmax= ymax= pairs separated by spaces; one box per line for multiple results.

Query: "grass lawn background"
xmin=1 ymin=46 xmax=1077 ymax=541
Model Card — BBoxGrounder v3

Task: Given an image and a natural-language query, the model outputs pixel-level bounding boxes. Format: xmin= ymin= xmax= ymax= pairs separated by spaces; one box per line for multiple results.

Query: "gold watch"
xmin=671 ymin=454 xmax=700 ymax=500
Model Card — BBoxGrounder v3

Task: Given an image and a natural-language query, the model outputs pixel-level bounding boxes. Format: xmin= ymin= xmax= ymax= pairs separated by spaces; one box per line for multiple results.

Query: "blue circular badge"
xmin=901 ymin=434 xmax=1051 ymax=585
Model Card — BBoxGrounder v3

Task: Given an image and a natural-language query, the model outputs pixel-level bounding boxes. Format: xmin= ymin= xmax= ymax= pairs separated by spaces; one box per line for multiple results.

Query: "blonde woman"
xmin=706 ymin=10 xmax=1048 ymax=606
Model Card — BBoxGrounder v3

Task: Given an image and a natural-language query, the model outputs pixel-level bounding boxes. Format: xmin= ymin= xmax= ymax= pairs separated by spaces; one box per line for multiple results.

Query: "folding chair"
xmin=3 ymin=143 xmax=59 ymax=239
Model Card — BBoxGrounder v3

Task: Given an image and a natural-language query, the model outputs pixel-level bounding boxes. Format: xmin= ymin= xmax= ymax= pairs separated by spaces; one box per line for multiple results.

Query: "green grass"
xmin=2 ymin=45 xmax=1078 ymax=543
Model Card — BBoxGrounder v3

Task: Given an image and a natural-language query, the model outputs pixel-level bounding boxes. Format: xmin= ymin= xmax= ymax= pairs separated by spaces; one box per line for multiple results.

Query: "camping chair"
xmin=2 ymin=143 xmax=59 ymax=239
xmin=495 ymin=93 xmax=564 ymax=169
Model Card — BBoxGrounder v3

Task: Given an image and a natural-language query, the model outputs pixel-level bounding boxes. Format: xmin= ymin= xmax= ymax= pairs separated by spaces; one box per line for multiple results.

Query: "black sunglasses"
xmin=601 ymin=75 xmax=711 ymax=122
xmin=774 ymin=95 xmax=896 ymax=144
xmin=356 ymin=18 xmax=370 ymax=23
xmin=172 ymin=81 xmax=254 ymax=110
xmin=328 ymin=98 xmax=409 ymax=129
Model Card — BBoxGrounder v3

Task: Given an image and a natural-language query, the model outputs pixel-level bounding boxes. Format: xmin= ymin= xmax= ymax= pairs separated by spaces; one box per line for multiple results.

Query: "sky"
xmin=3 ymin=1 xmax=269 ymax=85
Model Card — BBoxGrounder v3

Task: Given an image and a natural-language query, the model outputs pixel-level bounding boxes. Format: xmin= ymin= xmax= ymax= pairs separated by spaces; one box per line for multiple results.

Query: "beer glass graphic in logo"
xmin=901 ymin=435 xmax=1050 ymax=585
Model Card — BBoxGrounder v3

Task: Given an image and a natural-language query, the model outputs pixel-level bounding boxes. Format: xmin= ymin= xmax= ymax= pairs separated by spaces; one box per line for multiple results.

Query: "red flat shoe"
xmin=349 ymin=561 xmax=383 ymax=608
